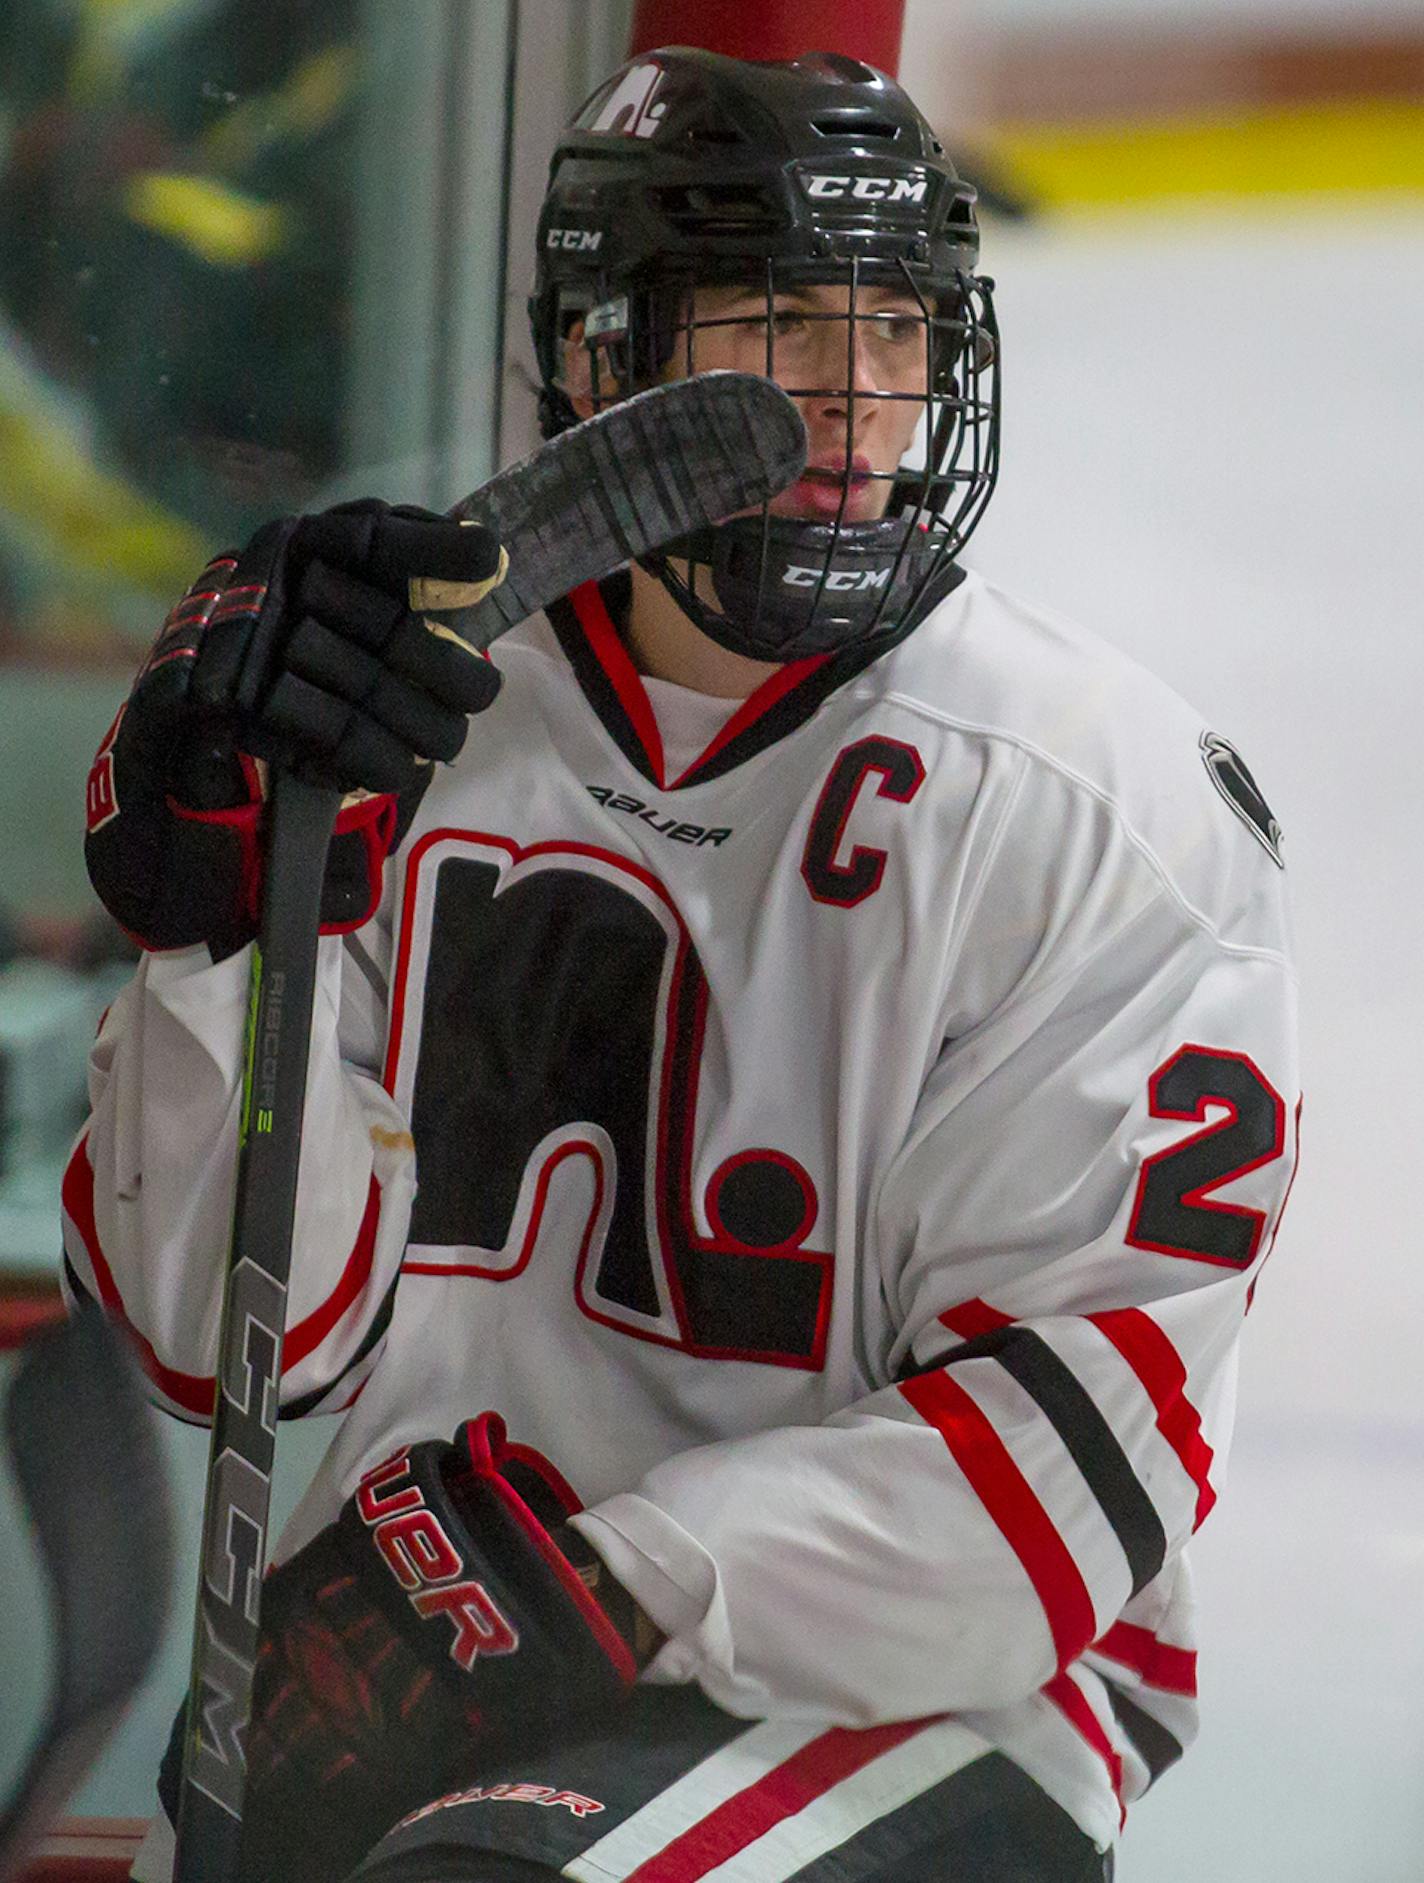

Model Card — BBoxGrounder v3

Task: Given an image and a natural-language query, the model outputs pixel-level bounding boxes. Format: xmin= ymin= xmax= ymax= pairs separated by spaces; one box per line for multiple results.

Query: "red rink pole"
xmin=628 ymin=0 xmax=906 ymax=77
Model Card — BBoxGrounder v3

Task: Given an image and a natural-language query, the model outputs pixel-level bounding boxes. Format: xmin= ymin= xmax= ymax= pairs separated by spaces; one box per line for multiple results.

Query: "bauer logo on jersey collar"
xmin=587 ymin=786 xmax=731 ymax=846
xmin=1200 ymin=730 xmax=1284 ymax=867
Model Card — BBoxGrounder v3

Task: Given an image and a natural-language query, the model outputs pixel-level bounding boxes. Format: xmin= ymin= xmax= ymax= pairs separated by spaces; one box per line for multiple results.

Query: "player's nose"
xmin=808 ymin=324 xmax=885 ymax=429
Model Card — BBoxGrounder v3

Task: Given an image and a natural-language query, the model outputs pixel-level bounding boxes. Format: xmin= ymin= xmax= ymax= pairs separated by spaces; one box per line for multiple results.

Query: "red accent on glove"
xmin=455 ymin=1414 xmax=639 ymax=1686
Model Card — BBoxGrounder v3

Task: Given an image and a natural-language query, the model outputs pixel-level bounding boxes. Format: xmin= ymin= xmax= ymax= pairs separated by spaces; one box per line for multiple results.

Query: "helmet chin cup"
xmin=643 ymin=514 xmax=947 ymax=662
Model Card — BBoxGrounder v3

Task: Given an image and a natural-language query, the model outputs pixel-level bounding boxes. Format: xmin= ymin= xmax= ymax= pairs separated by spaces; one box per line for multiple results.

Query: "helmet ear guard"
xmin=530 ymin=48 xmax=1001 ymax=660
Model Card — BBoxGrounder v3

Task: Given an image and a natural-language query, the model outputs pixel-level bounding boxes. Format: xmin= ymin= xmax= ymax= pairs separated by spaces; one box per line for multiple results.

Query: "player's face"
xmin=681 ymin=281 xmax=929 ymax=523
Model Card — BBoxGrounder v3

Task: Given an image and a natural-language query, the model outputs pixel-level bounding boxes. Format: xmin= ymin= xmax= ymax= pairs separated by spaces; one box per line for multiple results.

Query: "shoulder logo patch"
xmin=1200 ymin=731 xmax=1283 ymax=867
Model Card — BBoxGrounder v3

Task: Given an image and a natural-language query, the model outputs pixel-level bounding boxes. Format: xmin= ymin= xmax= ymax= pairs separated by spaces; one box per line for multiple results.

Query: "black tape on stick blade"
xmin=444 ymin=371 xmax=806 ymax=646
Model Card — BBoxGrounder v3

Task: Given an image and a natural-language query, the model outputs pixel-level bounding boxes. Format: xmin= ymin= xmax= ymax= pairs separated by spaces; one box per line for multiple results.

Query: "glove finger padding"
xmin=83 ymin=499 xmax=505 ymax=958
xmin=294 ymin=498 xmax=505 ymax=594
xmin=295 ymin=558 xmax=504 ymax=713
xmin=281 ymin=614 xmax=482 ymax=763
xmin=237 ymin=1415 xmax=637 ymax=1883
xmin=188 ymin=503 xmax=504 ymax=788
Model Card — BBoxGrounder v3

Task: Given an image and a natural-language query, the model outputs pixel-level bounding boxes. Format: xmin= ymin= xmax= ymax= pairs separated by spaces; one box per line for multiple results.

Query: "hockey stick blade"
xmin=442 ymin=371 xmax=806 ymax=647
xmin=174 ymin=370 xmax=803 ymax=1883
xmin=0 ymin=1305 xmax=173 ymax=1883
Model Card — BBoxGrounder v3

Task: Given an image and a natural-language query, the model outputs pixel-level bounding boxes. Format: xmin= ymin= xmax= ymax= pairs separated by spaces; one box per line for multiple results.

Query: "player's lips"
xmin=781 ymin=455 xmax=878 ymax=519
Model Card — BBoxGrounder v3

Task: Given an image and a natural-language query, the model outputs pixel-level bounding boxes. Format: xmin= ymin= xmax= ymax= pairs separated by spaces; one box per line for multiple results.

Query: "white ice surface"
xmin=968 ymin=206 xmax=1424 ymax=1880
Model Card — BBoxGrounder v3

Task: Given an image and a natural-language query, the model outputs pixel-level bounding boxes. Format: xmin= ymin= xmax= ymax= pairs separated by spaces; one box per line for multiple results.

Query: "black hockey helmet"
xmin=529 ymin=47 xmax=1000 ymax=661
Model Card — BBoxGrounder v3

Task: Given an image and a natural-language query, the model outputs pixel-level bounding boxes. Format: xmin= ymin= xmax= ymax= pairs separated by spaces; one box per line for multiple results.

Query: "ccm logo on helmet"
xmin=802 ymin=174 xmax=928 ymax=203
xmin=357 ymin=1447 xmax=519 ymax=1669
xmin=784 ymin=566 xmax=892 ymax=591
xmin=547 ymin=227 xmax=602 ymax=252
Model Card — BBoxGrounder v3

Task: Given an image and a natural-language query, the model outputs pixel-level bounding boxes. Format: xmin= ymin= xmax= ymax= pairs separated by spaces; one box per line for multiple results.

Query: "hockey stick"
xmin=0 ymin=1305 xmax=173 ymax=1883
xmin=173 ymin=371 xmax=806 ymax=1883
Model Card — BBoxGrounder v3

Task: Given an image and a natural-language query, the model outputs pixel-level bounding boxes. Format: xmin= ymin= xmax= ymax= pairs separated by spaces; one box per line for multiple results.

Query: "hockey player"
xmin=70 ymin=48 xmax=1297 ymax=1883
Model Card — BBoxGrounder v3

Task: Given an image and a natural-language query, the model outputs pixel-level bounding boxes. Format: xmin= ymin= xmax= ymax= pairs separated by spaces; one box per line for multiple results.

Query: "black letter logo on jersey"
xmin=802 ymin=736 xmax=925 ymax=908
xmin=1200 ymin=732 xmax=1283 ymax=868
xmin=387 ymin=833 xmax=832 ymax=1369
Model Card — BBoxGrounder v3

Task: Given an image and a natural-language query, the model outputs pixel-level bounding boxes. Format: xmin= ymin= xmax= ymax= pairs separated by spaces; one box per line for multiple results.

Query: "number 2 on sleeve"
xmin=1127 ymin=1045 xmax=1288 ymax=1268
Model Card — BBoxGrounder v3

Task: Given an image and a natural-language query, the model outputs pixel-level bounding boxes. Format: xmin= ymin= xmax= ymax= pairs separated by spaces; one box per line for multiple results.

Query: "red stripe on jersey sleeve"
xmin=283 ymin=1174 xmax=381 ymax=1368
xmin=1044 ymin=1669 xmax=1126 ymax=1828
xmin=62 ymin=1134 xmax=213 ymax=1417
xmin=1093 ymin=1621 xmax=1198 ymax=1697
xmin=61 ymin=1136 xmax=381 ymax=1418
xmin=898 ymin=1368 xmax=1097 ymax=1671
xmin=624 ymin=1719 xmax=932 ymax=1881
xmin=1088 ymin=1308 xmax=1217 ymax=1528
xmin=937 ymin=1297 xmax=1014 ymax=1340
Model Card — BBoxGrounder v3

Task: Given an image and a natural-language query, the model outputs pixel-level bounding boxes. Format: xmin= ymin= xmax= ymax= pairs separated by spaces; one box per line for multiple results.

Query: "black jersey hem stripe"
xmin=548 ymin=563 xmax=967 ymax=790
xmin=1101 ymin=1680 xmax=1185 ymax=1789
xmin=751 ymin=1749 xmax=1107 ymax=1883
xmin=948 ymin=1326 xmax=1168 ymax=1597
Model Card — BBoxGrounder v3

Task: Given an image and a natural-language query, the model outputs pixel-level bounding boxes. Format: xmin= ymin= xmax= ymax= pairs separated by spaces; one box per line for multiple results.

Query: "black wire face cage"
xmin=560 ymin=256 xmax=999 ymax=661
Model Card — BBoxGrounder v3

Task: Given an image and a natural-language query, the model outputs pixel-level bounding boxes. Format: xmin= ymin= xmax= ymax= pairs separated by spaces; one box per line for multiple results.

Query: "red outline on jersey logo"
xmin=385 ymin=828 xmax=833 ymax=1370
xmin=402 ymin=1138 xmax=609 ymax=1285
xmin=705 ymin=1148 xmax=818 ymax=1254
xmin=1248 ymin=1093 xmax=1302 ymax=1310
xmin=1126 ymin=1043 xmax=1286 ymax=1269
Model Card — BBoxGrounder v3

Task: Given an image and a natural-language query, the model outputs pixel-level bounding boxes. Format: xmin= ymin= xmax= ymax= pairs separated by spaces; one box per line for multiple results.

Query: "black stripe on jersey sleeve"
xmin=1102 ymin=1679 xmax=1186 ymax=1789
xmin=950 ymin=1326 xmax=1169 ymax=1597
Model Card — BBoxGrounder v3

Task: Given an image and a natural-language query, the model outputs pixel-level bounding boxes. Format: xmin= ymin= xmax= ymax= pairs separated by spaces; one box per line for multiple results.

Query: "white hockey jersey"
xmin=63 ymin=568 xmax=1299 ymax=1855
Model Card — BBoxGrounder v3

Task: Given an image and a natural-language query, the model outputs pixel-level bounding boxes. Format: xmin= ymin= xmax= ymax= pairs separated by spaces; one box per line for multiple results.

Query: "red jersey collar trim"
xmin=569 ymin=581 xmax=667 ymax=785
xmin=566 ymin=581 xmax=829 ymax=791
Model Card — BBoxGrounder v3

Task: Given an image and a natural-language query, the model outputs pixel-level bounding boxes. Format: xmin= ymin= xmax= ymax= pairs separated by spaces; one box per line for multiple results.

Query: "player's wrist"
xmin=549 ymin=1520 xmax=666 ymax=1670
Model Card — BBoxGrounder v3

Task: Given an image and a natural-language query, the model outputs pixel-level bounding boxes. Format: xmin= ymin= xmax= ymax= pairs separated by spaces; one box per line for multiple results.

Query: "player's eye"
xmin=863 ymin=313 xmax=922 ymax=346
xmin=771 ymin=311 xmax=809 ymax=338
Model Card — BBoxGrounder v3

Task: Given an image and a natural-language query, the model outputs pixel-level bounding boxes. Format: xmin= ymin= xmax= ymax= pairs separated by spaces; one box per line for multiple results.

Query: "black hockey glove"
xmin=233 ymin=1413 xmax=641 ymax=1883
xmin=83 ymin=500 xmax=505 ymax=959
